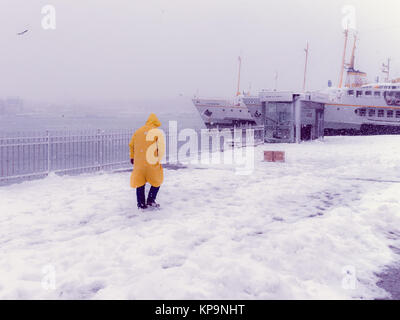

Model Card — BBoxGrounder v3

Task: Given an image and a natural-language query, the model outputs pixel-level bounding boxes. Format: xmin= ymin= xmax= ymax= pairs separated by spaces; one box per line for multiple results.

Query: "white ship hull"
xmin=192 ymin=97 xmax=255 ymax=129
xmin=322 ymin=84 xmax=400 ymax=133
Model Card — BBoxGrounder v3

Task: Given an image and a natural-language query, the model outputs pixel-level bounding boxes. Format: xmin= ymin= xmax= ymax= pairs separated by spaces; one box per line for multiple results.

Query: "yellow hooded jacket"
xmin=129 ymin=113 xmax=165 ymax=188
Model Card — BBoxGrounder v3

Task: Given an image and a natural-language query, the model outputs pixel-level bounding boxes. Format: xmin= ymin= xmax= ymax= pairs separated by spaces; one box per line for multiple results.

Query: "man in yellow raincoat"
xmin=129 ymin=113 xmax=165 ymax=209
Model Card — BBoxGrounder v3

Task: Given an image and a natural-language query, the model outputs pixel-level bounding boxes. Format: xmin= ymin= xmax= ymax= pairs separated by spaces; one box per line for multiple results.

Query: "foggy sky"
xmin=0 ymin=0 xmax=399 ymax=108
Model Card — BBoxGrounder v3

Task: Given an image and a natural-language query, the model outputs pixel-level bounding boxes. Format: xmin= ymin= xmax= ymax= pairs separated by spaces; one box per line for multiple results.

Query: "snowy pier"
xmin=1 ymin=135 xmax=400 ymax=299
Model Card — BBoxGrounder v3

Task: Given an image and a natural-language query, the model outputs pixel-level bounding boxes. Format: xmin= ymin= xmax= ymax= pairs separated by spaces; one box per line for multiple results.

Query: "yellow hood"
xmin=145 ymin=113 xmax=161 ymax=128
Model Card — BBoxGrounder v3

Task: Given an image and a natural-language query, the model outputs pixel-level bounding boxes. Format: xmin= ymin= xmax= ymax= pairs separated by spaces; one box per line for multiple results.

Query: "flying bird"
xmin=17 ymin=29 xmax=29 ymax=36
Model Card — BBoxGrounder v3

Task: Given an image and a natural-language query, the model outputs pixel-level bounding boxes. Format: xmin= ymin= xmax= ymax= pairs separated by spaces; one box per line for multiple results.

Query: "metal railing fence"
xmin=0 ymin=126 xmax=264 ymax=185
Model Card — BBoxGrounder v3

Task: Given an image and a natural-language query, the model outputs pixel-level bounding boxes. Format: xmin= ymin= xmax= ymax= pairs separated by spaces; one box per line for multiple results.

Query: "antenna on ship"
xmin=236 ymin=56 xmax=242 ymax=96
xmin=303 ymin=42 xmax=309 ymax=91
xmin=338 ymin=27 xmax=349 ymax=88
xmin=382 ymin=58 xmax=391 ymax=82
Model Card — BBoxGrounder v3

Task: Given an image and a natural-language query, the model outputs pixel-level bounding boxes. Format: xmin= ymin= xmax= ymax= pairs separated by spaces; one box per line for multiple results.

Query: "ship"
xmin=322 ymin=82 xmax=400 ymax=134
xmin=321 ymin=30 xmax=400 ymax=134
xmin=192 ymin=95 xmax=256 ymax=129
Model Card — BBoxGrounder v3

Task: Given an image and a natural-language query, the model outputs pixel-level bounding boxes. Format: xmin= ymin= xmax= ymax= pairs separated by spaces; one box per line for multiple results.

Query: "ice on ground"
xmin=1 ymin=135 xmax=400 ymax=299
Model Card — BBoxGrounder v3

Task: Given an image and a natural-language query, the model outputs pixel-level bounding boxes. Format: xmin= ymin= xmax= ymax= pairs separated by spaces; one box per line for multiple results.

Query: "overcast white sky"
xmin=0 ymin=0 xmax=399 ymax=106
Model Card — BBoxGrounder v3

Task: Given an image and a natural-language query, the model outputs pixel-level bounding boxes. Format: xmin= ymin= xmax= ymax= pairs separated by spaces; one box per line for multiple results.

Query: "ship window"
xmin=365 ymin=91 xmax=372 ymax=96
xmin=387 ymin=110 xmax=394 ymax=118
xmin=348 ymin=90 xmax=354 ymax=96
xmin=359 ymin=108 xmax=366 ymax=116
xmin=356 ymin=91 xmax=363 ymax=97
xmin=374 ymin=91 xmax=381 ymax=97
xmin=368 ymin=109 xmax=376 ymax=117
xmin=378 ymin=110 xmax=384 ymax=117
xmin=396 ymin=111 xmax=400 ymax=118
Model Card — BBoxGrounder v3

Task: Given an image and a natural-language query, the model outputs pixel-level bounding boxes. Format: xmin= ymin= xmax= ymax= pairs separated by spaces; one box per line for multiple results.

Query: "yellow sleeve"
xmin=129 ymin=134 xmax=135 ymax=159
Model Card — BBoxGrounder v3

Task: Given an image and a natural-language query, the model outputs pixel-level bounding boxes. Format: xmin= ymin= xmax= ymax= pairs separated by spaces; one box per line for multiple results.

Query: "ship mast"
xmin=338 ymin=28 xmax=349 ymax=88
xmin=348 ymin=33 xmax=357 ymax=70
xmin=303 ymin=42 xmax=309 ymax=91
xmin=236 ymin=56 xmax=242 ymax=96
xmin=382 ymin=58 xmax=391 ymax=82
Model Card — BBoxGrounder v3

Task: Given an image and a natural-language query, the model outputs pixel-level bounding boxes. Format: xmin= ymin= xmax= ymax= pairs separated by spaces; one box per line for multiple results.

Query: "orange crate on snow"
xmin=264 ymin=151 xmax=285 ymax=162
xmin=273 ymin=151 xmax=285 ymax=162
xmin=264 ymin=151 xmax=274 ymax=162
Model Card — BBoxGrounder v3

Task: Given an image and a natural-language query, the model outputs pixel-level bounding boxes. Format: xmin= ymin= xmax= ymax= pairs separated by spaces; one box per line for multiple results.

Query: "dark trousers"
xmin=136 ymin=185 xmax=160 ymax=206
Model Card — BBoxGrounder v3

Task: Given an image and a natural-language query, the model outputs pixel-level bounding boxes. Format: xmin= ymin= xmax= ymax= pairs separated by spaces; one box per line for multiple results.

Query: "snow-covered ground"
xmin=1 ymin=135 xmax=400 ymax=299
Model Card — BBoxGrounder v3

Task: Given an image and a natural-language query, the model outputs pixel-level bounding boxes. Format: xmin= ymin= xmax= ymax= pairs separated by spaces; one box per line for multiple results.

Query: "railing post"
xmin=97 ymin=129 xmax=101 ymax=171
xmin=47 ymin=130 xmax=51 ymax=174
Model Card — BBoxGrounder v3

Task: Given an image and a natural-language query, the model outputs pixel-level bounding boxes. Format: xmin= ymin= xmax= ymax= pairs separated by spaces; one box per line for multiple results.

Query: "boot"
xmin=138 ymin=203 xmax=148 ymax=210
xmin=147 ymin=186 xmax=160 ymax=208
xmin=146 ymin=200 xmax=160 ymax=208
xmin=136 ymin=185 xmax=147 ymax=210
